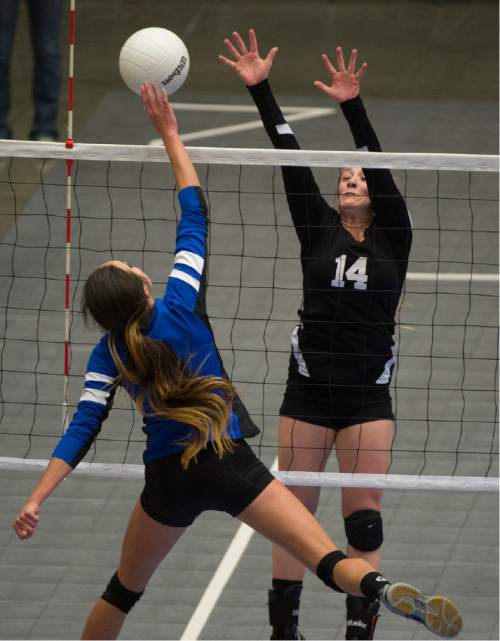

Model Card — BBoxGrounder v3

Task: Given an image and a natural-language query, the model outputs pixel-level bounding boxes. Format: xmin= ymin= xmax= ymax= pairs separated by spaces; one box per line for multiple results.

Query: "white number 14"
xmin=331 ymin=255 xmax=368 ymax=290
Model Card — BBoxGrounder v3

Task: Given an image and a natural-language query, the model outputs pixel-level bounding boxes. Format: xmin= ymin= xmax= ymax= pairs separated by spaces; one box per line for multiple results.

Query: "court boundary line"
xmin=180 ymin=458 xmax=279 ymax=640
xmin=148 ymin=104 xmax=336 ymax=144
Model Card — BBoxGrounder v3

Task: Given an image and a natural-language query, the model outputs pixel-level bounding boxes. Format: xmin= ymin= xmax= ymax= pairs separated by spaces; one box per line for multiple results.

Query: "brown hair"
xmin=82 ymin=264 xmax=235 ymax=468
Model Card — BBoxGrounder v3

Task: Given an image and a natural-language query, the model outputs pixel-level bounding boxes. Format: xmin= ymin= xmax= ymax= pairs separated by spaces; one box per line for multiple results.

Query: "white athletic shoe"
xmin=380 ymin=582 xmax=463 ymax=639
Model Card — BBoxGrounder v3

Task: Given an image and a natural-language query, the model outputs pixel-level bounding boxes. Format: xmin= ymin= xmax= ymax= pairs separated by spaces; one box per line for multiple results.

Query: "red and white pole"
xmin=63 ymin=0 xmax=76 ymax=429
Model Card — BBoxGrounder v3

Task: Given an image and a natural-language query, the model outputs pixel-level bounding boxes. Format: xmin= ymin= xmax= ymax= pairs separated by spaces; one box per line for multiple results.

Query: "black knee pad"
xmin=316 ymin=550 xmax=348 ymax=592
xmin=344 ymin=509 xmax=383 ymax=552
xmin=101 ymin=571 xmax=144 ymax=614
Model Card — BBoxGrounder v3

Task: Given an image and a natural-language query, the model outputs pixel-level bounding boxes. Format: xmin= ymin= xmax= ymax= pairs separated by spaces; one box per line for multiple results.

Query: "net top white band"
xmin=0 ymin=458 xmax=497 ymax=492
xmin=0 ymin=140 xmax=498 ymax=172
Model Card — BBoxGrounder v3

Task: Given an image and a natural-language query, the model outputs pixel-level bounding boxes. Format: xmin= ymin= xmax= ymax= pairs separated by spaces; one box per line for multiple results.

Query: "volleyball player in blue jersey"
xmin=219 ymin=30 xmax=416 ymax=640
xmin=13 ymin=83 xmax=461 ymax=641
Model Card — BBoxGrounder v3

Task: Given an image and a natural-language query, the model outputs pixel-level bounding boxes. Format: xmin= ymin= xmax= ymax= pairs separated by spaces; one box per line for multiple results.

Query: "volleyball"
xmin=119 ymin=27 xmax=190 ymax=95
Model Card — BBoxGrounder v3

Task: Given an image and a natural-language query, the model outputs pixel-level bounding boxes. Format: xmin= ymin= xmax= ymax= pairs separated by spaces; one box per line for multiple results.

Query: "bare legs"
xmin=335 ymin=419 xmax=394 ymax=568
xmin=239 ymin=478 xmax=376 ymax=596
xmin=271 ymin=416 xmax=393 ymax=582
xmin=82 ymin=479 xmax=384 ymax=640
xmin=80 ymin=417 xmax=394 ymax=639
xmin=81 ymin=501 xmax=186 ymax=640
xmin=272 ymin=416 xmax=335 ymax=580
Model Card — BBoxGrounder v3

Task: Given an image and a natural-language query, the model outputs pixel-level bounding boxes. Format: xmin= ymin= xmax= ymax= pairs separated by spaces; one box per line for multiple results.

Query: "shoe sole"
xmin=384 ymin=583 xmax=463 ymax=639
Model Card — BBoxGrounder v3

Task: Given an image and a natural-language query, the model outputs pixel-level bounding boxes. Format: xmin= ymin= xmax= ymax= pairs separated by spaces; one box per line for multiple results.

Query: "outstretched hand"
xmin=314 ymin=47 xmax=367 ymax=103
xmin=13 ymin=500 xmax=40 ymax=540
xmin=218 ymin=28 xmax=278 ymax=86
xmin=141 ymin=81 xmax=179 ymax=138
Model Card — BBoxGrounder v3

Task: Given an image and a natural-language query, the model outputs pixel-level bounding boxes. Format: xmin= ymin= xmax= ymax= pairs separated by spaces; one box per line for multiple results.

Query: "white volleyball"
xmin=119 ymin=27 xmax=190 ymax=95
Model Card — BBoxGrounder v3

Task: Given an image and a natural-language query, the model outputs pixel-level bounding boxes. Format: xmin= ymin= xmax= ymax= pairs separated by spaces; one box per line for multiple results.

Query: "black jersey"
xmin=248 ymin=80 xmax=412 ymax=386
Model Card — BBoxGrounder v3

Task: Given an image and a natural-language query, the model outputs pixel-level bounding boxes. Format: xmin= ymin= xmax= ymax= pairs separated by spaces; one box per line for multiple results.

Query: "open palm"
xmin=219 ymin=29 xmax=278 ymax=86
xmin=314 ymin=47 xmax=367 ymax=103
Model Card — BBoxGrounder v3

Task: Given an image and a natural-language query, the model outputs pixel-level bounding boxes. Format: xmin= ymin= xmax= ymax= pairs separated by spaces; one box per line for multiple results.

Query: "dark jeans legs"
xmin=0 ymin=0 xmax=19 ymax=138
xmin=0 ymin=0 xmax=62 ymax=139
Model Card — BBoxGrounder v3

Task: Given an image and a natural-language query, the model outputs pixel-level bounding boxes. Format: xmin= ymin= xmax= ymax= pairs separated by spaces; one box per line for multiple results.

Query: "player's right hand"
xmin=141 ymin=81 xmax=179 ymax=138
xmin=13 ymin=500 xmax=40 ymax=540
xmin=219 ymin=28 xmax=278 ymax=87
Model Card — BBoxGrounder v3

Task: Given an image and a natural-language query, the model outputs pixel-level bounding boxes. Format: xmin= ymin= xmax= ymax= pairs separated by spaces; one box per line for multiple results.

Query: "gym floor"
xmin=0 ymin=1 xmax=498 ymax=639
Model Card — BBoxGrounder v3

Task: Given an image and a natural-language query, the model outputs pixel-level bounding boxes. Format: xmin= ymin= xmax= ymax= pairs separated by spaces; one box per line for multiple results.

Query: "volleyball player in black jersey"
xmin=220 ymin=30 xmax=412 ymax=640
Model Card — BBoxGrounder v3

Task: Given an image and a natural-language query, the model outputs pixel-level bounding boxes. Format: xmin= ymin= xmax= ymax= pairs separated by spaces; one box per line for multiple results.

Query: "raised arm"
xmin=12 ymin=84 xmax=204 ymax=541
xmin=141 ymin=82 xmax=199 ymax=190
xmin=315 ymin=48 xmax=412 ymax=257
xmin=219 ymin=29 xmax=333 ymax=247
xmin=141 ymin=82 xmax=208 ymax=311
xmin=143 ymin=83 xmax=258 ymax=436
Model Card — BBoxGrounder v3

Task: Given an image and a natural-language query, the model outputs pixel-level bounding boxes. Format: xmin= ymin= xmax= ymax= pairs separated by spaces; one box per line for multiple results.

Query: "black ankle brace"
xmin=268 ymin=583 xmax=302 ymax=627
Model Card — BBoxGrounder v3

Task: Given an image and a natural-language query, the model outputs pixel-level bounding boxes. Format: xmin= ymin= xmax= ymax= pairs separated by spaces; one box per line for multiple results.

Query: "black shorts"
xmin=140 ymin=440 xmax=274 ymax=527
xmin=279 ymin=354 xmax=394 ymax=431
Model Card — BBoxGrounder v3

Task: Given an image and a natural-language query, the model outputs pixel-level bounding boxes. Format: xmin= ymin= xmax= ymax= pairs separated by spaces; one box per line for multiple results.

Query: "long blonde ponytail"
xmin=111 ymin=310 xmax=235 ymax=468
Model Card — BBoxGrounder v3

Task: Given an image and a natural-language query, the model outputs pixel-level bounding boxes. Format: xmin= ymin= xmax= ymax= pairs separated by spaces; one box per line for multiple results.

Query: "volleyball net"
xmin=0 ymin=141 xmax=498 ymax=492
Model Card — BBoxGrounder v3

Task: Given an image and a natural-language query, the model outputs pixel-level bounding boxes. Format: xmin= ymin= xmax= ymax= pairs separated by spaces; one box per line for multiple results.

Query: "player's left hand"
xmin=314 ymin=47 xmax=367 ymax=103
xmin=13 ymin=500 xmax=40 ymax=540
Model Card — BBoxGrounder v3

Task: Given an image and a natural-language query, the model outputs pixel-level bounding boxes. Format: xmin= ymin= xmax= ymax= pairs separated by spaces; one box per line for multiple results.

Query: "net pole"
xmin=62 ymin=0 xmax=76 ymax=430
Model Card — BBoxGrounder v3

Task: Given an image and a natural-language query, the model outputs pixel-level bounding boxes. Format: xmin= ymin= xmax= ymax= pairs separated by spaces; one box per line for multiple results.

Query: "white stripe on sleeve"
xmin=80 ymin=388 xmax=110 ymax=406
xmin=169 ymin=269 xmax=200 ymax=292
xmin=175 ymin=250 xmax=204 ymax=275
xmin=85 ymin=372 xmax=115 ymax=385
xmin=276 ymin=123 xmax=293 ymax=135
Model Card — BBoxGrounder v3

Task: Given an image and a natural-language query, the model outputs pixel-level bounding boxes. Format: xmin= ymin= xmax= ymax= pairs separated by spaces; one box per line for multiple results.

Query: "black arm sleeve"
xmin=248 ymin=79 xmax=335 ymax=248
xmin=341 ymin=96 xmax=412 ymax=258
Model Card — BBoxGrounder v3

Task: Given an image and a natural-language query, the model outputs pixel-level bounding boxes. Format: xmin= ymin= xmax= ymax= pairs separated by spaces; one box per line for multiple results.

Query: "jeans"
xmin=0 ymin=0 xmax=62 ymax=139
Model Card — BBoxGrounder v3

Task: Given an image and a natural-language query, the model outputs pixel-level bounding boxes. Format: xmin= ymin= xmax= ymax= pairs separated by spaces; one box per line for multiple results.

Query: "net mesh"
xmin=0 ymin=143 xmax=498 ymax=490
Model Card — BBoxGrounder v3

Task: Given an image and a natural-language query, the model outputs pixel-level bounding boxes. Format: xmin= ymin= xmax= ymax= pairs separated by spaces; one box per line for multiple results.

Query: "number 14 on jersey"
xmin=331 ymin=255 xmax=368 ymax=290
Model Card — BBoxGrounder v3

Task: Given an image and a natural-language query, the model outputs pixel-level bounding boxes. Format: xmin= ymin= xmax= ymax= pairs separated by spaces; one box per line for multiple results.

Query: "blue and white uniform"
xmin=52 ymin=186 xmax=243 ymax=468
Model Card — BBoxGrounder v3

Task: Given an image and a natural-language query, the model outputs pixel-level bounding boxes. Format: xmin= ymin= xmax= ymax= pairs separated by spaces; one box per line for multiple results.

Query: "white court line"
xmin=149 ymin=107 xmax=335 ymax=144
xmin=180 ymin=456 xmax=279 ymax=641
xmin=169 ymin=103 xmax=312 ymax=113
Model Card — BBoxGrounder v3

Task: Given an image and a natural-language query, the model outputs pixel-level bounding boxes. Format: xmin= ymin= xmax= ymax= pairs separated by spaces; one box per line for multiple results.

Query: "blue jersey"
xmin=52 ymin=186 xmax=242 ymax=467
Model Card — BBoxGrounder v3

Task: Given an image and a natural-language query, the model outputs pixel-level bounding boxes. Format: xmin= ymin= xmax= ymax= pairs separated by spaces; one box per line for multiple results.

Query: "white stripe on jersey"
xmin=85 ymin=372 xmax=115 ymax=386
xmin=175 ymin=250 xmax=204 ymax=275
xmin=376 ymin=339 xmax=396 ymax=384
xmin=276 ymin=123 xmax=293 ymax=135
xmin=291 ymin=325 xmax=310 ymax=377
xmin=80 ymin=388 xmax=110 ymax=406
xmin=170 ymin=268 xmax=200 ymax=292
